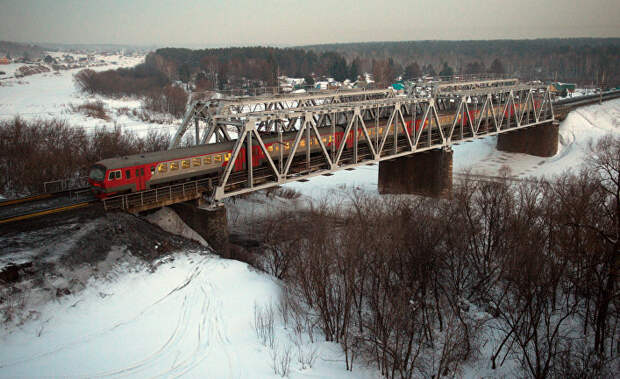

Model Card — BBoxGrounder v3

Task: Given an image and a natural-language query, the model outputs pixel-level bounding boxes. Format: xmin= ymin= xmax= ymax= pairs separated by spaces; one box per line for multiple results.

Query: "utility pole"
xmin=599 ymin=71 xmax=605 ymax=105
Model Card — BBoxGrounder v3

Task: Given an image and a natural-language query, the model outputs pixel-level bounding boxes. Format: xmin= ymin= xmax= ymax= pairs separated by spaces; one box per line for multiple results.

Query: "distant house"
xmin=550 ymin=82 xmax=576 ymax=97
xmin=0 ymin=57 xmax=9 ymax=65
xmin=391 ymin=83 xmax=405 ymax=91
xmin=314 ymin=81 xmax=329 ymax=90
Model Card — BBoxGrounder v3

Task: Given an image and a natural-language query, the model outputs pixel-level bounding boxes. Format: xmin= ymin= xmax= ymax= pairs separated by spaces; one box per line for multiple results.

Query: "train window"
xmin=285 ymin=143 xmax=290 ymax=151
xmin=135 ymin=169 xmax=140 ymax=177
xmin=108 ymin=171 xmax=115 ymax=180
xmin=192 ymin=158 xmax=201 ymax=167
xmin=300 ymin=140 xmax=305 ymax=147
xmin=214 ymin=154 xmax=222 ymax=163
xmin=115 ymin=171 xmax=121 ymax=179
xmin=158 ymin=163 xmax=167 ymax=172
xmin=125 ymin=170 xmax=131 ymax=179
xmin=267 ymin=145 xmax=273 ymax=152
xmin=204 ymin=156 xmax=212 ymax=164
xmin=150 ymin=166 xmax=155 ymax=175
xmin=141 ymin=168 xmax=145 ymax=176
xmin=224 ymin=153 xmax=231 ymax=162
xmin=182 ymin=160 xmax=190 ymax=169
xmin=170 ymin=162 xmax=179 ymax=170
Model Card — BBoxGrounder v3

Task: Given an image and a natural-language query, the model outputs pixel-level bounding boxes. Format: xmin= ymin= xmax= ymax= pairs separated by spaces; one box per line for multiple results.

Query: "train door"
xmin=135 ymin=167 xmax=146 ymax=191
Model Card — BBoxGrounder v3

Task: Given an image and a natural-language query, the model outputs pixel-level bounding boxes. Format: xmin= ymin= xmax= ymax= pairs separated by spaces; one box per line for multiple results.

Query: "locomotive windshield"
xmin=89 ymin=165 xmax=106 ymax=181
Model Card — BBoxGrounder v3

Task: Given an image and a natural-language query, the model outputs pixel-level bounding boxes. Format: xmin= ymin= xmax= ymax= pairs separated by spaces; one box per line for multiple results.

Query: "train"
xmin=88 ymin=102 xmax=535 ymax=198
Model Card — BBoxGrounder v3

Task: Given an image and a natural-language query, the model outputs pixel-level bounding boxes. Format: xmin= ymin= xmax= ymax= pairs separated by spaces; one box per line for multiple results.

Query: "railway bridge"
xmin=97 ymin=79 xmax=559 ymax=217
xmin=106 ymin=78 xmax=556 ymax=212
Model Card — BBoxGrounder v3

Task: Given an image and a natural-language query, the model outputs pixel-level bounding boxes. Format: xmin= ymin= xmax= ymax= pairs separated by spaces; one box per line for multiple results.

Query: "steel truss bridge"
xmin=169 ymin=88 xmax=397 ymax=146
xmin=103 ymin=79 xmax=555 ymax=211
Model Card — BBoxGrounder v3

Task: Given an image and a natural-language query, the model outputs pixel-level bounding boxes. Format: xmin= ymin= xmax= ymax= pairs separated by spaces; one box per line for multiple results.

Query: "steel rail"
xmin=0 ymin=200 xmax=95 ymax=224
xmin=0 ymin=193 xmax=53 ymax=207
xmin=0 ymin=186 xmax=91 ymax=209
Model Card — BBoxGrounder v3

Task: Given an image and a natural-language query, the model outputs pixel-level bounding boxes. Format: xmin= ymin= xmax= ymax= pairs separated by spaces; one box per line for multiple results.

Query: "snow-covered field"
xmin=1 ymin=62 xmax=619 ymax=377
xmin=0 ymin=53 xmax=179 ymax=137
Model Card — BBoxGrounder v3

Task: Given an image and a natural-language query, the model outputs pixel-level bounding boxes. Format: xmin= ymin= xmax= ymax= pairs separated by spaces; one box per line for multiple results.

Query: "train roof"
xmin=96 ymin=142 xmax=236 ymax=169
xmin=95 ymin=123 xmax=350 ymax=170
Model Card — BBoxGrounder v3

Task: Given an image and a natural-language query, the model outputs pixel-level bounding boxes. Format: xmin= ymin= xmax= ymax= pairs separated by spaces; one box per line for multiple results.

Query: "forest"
xmin=0 ymin=41 xmax=44 ymax=60
xmin=145 ymin=46 xmax=352 ymax=88
xmin=302 ymin=38 xmax=620 ymax=87
xmin=73 ymin=38 xmax=619 ymax=115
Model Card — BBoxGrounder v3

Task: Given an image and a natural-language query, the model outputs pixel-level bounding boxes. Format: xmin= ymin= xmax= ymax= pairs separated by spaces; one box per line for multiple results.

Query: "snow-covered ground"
xmin=0 ymin=53 xmax=179 ymax=137
xmin=0 ymin=251 xmax=378 ymax=378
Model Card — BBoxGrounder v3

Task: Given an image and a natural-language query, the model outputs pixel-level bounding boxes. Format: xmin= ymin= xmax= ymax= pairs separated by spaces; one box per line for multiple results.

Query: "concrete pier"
xmin=497 ymin=121 xmax=559 ymax=157
xmin=170 ymin=202 xmax=229 ymax=254
xmin=378 ymin=148 xmax=453 ymax=198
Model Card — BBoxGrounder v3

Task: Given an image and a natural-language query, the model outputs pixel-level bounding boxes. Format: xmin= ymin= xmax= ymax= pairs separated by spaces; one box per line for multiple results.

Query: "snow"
xmin=146 ymin=207 xmax=209 ymax=247
xmin=453 ymin=99 xmax=620 ymax=178
xmin=0 ymin=252 xmax=378 ymax=378
xmin=0 ymin=63 xmax=24 ymax=78
xmin=558 ymin=87 xmax=599 ymax=100
xmin=0 ymin=53 xmax=179 ymax=138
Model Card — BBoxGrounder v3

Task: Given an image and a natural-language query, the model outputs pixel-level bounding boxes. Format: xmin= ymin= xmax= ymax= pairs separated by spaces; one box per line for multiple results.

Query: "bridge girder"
xmin=169 ymin=88 xmax=396 ymax=149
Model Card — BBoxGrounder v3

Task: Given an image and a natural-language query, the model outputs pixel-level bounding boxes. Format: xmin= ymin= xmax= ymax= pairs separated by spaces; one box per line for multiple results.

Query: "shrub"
xmin=143 ymin=84 xmax=188 ymax=118
xmin=74 ymin=64 xmax=169 ymax=98
xmin=0 ymin=117 xmax=170 ymax=196
xmin=69 ymin=100 xmax=110 ymax=121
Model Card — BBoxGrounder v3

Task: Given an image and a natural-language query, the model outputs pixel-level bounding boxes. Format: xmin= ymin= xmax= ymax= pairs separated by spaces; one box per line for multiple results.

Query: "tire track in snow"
xmin=167 ymin=266 xmax=241 ymax=378
xmin=90 ymin=257 xmax=221 ymax=378
xmin=96 ymin=257 xmax=239 ymax=378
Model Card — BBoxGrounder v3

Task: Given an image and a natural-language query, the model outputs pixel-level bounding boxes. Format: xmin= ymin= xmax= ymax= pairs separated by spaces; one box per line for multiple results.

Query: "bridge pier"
xmin=170 ymin=202 xmax=229 ymax=254
xmin=497 ymin=121 xmax=559 ymax=157
xmin=378 ymin=148 xmax=453 ymax=198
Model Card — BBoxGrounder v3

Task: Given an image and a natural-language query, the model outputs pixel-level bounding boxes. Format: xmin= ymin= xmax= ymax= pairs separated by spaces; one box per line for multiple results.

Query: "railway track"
xmin=554 ymin=90 xmax=620 ymax=119
xmin=0 ymin=187 xmax=96 ymax=225
xmin=0 ymin=193 xmax=54 ymax=207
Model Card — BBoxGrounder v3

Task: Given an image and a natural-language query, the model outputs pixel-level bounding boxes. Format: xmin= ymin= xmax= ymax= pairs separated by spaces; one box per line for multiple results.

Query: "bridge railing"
xmin=43 ymin=176 xmax=88 ymax=193
xmin=102 ymin=177 xmax=213 ymax=212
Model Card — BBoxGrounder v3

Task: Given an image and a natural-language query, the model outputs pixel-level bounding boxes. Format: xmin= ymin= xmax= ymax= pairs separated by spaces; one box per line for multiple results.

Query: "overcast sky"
xmin=1 ymin=0 xmax=619 ymax=46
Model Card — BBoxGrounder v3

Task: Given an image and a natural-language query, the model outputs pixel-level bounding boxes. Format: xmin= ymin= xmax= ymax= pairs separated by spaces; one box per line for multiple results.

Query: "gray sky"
xmin=1 ymin=0 xmax=619 ymax=46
